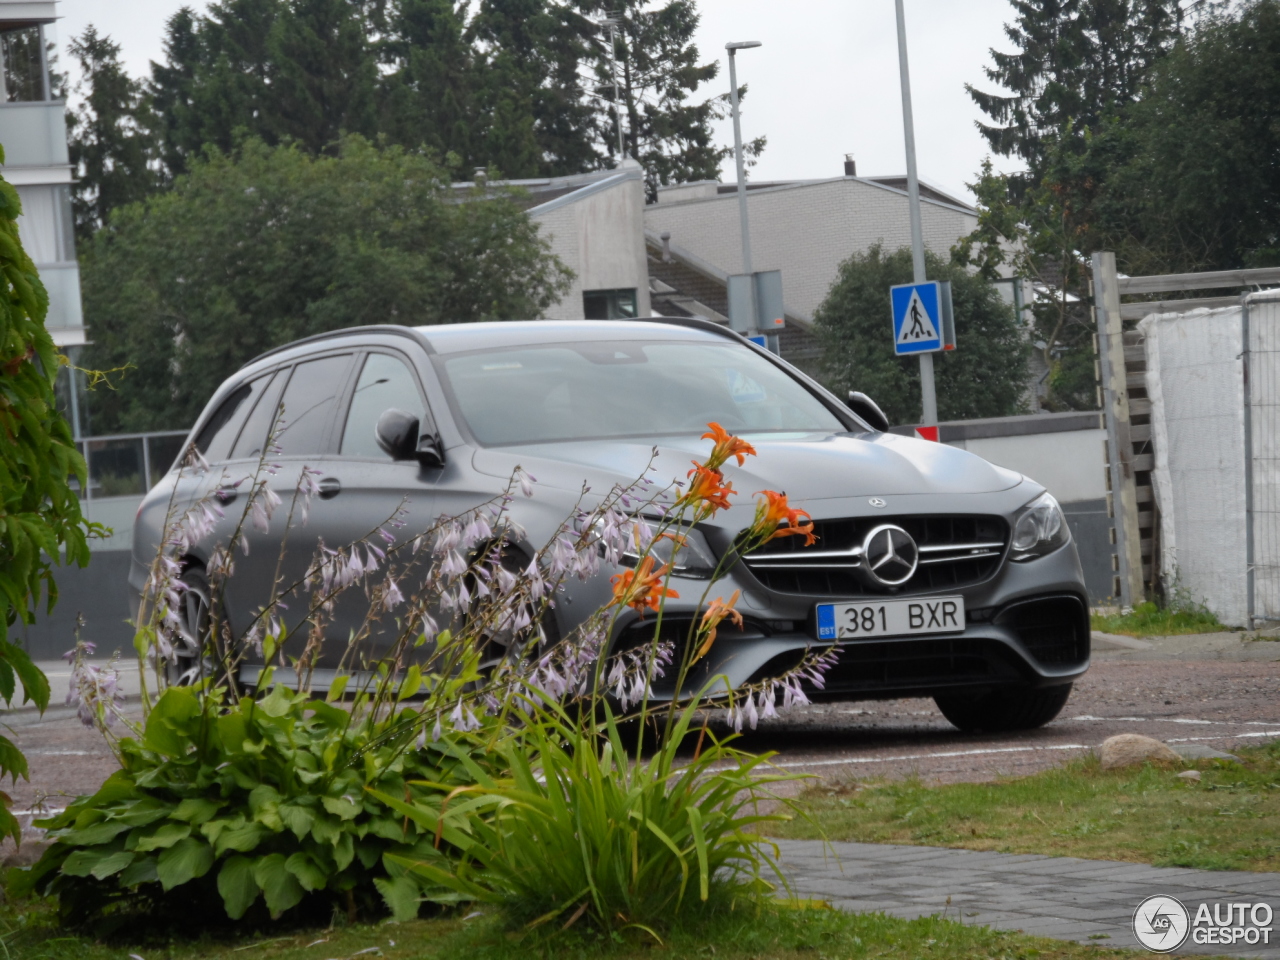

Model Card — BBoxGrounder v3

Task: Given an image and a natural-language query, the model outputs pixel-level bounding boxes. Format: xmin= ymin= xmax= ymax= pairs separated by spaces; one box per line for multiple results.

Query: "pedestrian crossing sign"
xmin=891 ymin=281 xmax=943 ymax=355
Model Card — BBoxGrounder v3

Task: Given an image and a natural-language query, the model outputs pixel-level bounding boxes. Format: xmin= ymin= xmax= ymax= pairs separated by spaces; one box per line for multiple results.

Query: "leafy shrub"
xmin=22 ymin=685 xmax=486 ymax=925
xmin=378 ymin=698 xmax=795 ymax=934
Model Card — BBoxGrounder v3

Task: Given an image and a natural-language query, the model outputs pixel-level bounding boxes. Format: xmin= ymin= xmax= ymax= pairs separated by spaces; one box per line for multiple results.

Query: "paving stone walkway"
xmin=775 ymin=839 xmax=1280 ymax=957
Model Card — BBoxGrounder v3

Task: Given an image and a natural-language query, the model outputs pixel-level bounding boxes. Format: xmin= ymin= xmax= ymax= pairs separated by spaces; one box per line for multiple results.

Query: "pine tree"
xmin=65 ymin=27 xmax=159 ymax=242
xmin=468 ymin=0 xmax=601 ymax=178
xmin=583 ymin=0 xmax=762 ymax=201
xmin=967 ymin=0 xmax=1181 ymax=174
xmin=376 ymin=0 xmax=479 ymax=163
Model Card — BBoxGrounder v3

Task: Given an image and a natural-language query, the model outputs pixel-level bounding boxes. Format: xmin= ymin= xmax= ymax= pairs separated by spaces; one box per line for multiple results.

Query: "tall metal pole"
xmin=894 ymin=0 xmax=937 ymax=426
xmin=727 ymin=48 xmax=754 ymax=280
xmin=608 ymin=20 xmax=625 ymax=159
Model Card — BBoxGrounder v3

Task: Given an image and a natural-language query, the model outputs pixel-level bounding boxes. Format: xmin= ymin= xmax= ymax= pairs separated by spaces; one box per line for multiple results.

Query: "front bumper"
xmin=612 ymin=535 xmax=1091 ymax=701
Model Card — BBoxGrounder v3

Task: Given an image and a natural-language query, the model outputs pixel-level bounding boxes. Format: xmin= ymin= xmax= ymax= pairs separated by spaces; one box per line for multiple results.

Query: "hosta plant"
xmin=20 ymin=683 xmax=488 ymax=925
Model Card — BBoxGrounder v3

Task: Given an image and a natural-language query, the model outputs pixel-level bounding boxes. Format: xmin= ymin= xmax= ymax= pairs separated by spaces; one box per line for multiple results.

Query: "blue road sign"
xmin=891 ymin=281 xmax=943 ymax=355
xmin=746 ymin=334 xmax=768 ymax=348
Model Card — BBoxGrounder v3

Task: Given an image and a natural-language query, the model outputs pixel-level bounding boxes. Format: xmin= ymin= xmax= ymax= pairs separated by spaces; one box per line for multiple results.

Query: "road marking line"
xmin=757 ymin=744 xmax=1094 ymax=770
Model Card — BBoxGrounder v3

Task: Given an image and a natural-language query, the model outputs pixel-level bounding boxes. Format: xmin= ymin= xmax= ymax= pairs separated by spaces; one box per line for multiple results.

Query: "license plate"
xmin=816 ymin=596 xmax=965 ymax=641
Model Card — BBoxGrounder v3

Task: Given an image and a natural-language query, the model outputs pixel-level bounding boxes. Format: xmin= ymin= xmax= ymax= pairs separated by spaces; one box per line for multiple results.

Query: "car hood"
xmin=471 ymin=431 xmax=1022 ymax=503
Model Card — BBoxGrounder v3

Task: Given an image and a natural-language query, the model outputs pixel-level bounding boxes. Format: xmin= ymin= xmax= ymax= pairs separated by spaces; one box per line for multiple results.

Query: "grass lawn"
xmin=1090 ymin=600 xmax=1228 ymax=637
xmin=770 ymin=739 xmax=1280 ymax=873
xmin=2 ymin=894 xmax=1166 ymax=960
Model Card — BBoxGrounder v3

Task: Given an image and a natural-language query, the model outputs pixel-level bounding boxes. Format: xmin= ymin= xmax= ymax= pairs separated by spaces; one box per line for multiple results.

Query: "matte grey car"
xmin=131 ymin=318 xmax=1090 ymax=732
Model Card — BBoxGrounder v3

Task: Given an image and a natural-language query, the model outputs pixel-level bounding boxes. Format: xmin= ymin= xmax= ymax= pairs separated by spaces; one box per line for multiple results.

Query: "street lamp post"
xmin=726 ymin=40 xmax=761 ymax=337
xmin=893 ymin=0 xmax=938 ymax=427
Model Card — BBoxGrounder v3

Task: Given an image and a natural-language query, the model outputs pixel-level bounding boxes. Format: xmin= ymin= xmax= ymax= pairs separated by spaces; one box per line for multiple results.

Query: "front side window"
xmin=0 ymin=26 xmax=47 ymax=102
xmin=439 ymin=339 xmax=845 ymax=446
xmin=341 ymin=353 xmax=426 ymax=458
xmin=230 ymin=370 xmax=285 ymax=461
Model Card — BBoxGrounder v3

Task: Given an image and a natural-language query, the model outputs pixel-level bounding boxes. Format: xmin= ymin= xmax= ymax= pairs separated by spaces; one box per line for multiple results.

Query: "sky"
xmin=52 ymin=0 xmax=1025 ymax=204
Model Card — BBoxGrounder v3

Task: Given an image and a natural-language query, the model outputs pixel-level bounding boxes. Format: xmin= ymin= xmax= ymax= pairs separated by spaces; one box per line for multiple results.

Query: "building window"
xmin=583 ymin=288 xmax=638 ymax=320
xmin=0 ymin=25 xmax=48 ymax=102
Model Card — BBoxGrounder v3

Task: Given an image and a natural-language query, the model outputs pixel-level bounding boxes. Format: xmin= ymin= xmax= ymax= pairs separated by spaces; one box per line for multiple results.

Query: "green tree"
xmin=584 ymin=0 xmax=762 ymax=200
xmin=967 ymin=0 xmax=1181 ymax=177
xmin=375 ymin=0 xmax=479 ymax=164
xmin=468 ymin=0 xmax=601 ymax=178
xmin=954 ymin=158 xmax=1098 ymax=411
xmin=80 ymin=137 xmax=573 ymax=433
xmin=65 ymin=27 xmax=159 ymax=243
xmin=0 ymin=149 xmax=96 ymax=842
xmin=814 ymin=245 xmax=1028 ymax=426
xmin=148 ymin=0 xmax=378 ymax=173
xmin=1068 ymin=0 xmax=1280 ymax=271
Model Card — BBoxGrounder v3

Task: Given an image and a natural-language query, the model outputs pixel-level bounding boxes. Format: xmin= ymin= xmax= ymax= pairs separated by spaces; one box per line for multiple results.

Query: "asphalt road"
xmin=5 ymin=631 xmax=1279 ymax=862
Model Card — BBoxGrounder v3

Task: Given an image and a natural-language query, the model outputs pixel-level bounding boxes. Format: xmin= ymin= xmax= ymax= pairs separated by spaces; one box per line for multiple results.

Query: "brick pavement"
xmin=775 ymin=839 xmax=1280 ymax=957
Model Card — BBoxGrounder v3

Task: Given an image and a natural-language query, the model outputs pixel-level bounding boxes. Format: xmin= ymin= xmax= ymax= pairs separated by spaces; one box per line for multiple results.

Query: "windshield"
xmin=438 ymin=339 xmax=847 ymax=446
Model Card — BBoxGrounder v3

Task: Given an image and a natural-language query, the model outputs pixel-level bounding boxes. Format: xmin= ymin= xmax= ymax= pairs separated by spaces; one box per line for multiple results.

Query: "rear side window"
xmin=193 ymin=381 xmax=255 ymax=463
xmin=341 ymin=353 xmax=426 ymax=458
xmin=274 ymin=354 xmax=353 ymax=456
xmin=230 ymin=369 xmax=285 ymax=461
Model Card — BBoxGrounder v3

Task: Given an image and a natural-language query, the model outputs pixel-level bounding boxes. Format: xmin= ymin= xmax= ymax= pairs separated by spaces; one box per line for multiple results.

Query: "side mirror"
xmin=846 ymin=391 xmax=889 ymax=432
xmin=376 ymin=408 xmax=448 ymax=467
xmin=375 ymin=408 xmax=419 ymax=460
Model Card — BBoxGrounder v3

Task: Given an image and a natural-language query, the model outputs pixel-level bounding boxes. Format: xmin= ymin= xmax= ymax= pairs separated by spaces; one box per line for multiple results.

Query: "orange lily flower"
xmin=701 ymin=422 xmax=757 ymax=470
xmin=607 ymin=555 xmax=679 ymax=616
xmin=693 ymin=590 xmax=743 ymax=664
xmin=680 ymin=462 xmax=736 ymax=516
xmin=751 ymin=490 xmax=817 ymax=546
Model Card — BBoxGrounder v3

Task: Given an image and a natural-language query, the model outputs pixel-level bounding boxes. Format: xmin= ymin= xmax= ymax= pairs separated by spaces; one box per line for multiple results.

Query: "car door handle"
xmin=318 ymin=477 xmax=342 ymax=500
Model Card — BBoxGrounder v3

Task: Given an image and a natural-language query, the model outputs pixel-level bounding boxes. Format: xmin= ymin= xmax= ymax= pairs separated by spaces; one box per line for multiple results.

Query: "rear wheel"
xmin=166 ymin=567 xmax=220 ymax=687
xmin=934 ymin=683 xmax=1072 ymax=733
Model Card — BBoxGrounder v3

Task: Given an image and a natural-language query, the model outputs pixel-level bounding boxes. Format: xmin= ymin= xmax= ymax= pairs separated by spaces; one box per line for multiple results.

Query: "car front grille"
xmin=742 ymin=514 xmax=1008 ymax=597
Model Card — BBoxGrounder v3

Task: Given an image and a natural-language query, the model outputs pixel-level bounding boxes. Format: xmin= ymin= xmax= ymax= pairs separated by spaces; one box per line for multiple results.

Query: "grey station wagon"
xmin=131 ymin=318 xmax=1090 ymax=732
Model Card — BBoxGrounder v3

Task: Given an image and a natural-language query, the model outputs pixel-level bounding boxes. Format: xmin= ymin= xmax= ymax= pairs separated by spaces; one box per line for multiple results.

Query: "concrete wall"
xmin=530 ymin=161 xmax=651 ymax=320
xmin=644 ymin=177 xmax=977 ymax=320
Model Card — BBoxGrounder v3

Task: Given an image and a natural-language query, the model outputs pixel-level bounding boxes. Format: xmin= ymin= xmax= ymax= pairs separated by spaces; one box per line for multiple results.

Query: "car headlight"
xmin=1010 ymin=491 xmax=1069 ymax=561
xmin=633 ymin=525 xmax=718 ymax=579
xmin=586 ymin=516 xmax=718 ymax=579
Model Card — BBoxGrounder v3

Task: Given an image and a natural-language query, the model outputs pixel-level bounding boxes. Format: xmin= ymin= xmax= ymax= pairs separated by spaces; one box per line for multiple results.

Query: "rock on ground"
xmin=1098 ymin=733 xmax=1182 ymax=770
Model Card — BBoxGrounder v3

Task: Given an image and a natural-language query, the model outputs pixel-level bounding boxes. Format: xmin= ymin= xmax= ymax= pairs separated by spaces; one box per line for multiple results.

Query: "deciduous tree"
xmin=814 ymin=245 xmax=1028 ymax=426
xmin=80 ymin=137 xmax=572 ymax=433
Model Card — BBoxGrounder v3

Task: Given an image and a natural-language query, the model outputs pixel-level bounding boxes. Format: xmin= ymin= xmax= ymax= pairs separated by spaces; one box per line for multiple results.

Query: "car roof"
xmin=413 ymin=319 xmax=725 ymax=354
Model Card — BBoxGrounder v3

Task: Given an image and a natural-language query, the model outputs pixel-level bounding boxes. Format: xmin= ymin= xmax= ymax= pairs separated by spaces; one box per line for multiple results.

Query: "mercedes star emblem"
xmin=868 ymin=497 xmax=887 ymax=508
xmin=860 ymin=523 xmax=919 ymax=587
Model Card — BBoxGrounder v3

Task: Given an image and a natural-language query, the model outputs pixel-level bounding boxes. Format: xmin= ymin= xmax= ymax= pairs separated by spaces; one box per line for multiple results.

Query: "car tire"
xmin=166 ymin=566 xmax=218 ymax=687
xmin=934 ymin=683 xmax=1072 ymax=733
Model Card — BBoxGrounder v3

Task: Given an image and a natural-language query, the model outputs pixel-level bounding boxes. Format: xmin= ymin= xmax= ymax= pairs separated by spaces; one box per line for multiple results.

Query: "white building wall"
xmin=644 ymin=178 xmax=976 ymax=319
xmin=529 ymin=162 xmax=651 ymax=320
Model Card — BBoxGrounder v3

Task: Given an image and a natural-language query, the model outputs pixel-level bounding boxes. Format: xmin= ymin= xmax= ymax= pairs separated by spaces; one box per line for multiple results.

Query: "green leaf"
xmin=278 ymin=803 xmax=315 ymax=840
xmin=61 ymin=848 xmax=113 ymax=878
xmin=2 ymin=641 xmax=49 ymax=710
xmin=322 ymin=795 xmax=361 ymax=820
xmin=253 ymin=853 xmax=305 ymax=918
xmin=214 ymin=821 xmax=268 ymax=855
xmin=143 ymin=688 xmax=201 ymax=756
xmin=218 ymin=855 xmax=259 ymax=920
xmin=119 ymin=856 xmax=159 ymax=887
xmin=284 ymin=851 xmax=327 ymax=892
xmin=156 ymin=837 xmax=214 ymax=890
xmin=173 ymin=798 xmax=221 ymax=824
xmin=374 ymin=875 xmax=420 ymax=922
xmin=89 ymin=850 xmax=135 ymax=880
xmin=135 ymin=822 xmax=192 ymax=851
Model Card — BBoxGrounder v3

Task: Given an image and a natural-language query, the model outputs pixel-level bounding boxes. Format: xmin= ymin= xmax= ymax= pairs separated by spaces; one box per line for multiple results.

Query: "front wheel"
xmin=934 ymin=683 xmax=1072 ymax=733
